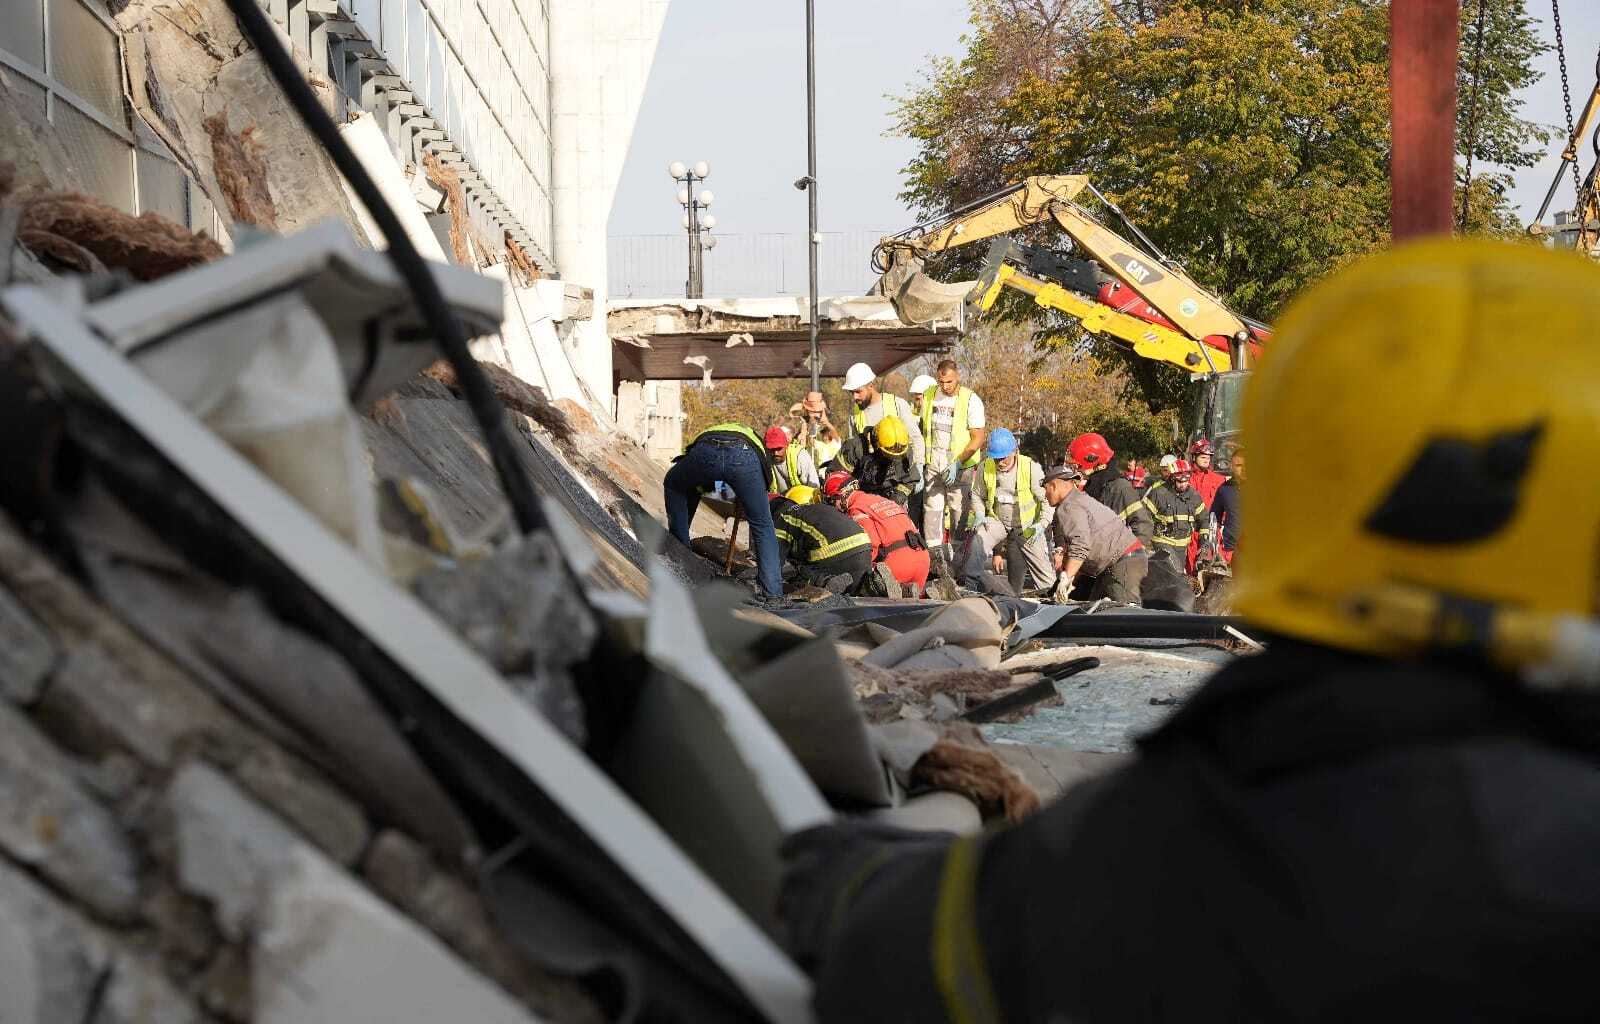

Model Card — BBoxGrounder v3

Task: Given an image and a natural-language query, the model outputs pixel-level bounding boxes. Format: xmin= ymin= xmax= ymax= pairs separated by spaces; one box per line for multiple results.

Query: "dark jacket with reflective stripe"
xmin=1095 ymin=474 xmax=1154 ymax=547
xmin=1213 ymin=478 xmax=1241 ymax=550
xmin=1143 ymin=482 xmax=1211 ymax=547
xmin=809 ymin=645 xmax=1600 ymax=1022
xmin=770 ymin=498 xmax=870 ymax=564
xmin=834 ymin=435 xmax=918 ymax=505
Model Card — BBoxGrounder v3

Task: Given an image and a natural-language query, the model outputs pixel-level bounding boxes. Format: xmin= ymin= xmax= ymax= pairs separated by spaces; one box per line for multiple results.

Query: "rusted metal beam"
xmin=1390 ymin=0 xmax=1459 ymax=241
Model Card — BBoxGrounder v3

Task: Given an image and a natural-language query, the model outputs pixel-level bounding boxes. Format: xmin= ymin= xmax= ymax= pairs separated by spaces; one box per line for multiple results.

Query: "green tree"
xmin=896 ymin=0 xmax=1550 ymax=408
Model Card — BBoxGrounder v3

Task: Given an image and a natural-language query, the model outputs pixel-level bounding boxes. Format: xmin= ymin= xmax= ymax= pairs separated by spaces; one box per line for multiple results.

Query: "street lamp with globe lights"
xmin=668 ymin=160 xmax=719 ymax=298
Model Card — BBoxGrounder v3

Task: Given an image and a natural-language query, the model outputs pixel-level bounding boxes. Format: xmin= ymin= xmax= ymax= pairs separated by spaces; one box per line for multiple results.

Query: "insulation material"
xmin=12 ymin=192 xmax=223 ymax=280
xmin=871 ymin=720 xmax=1039 ymax=824
xmin=202 ymin=114 xmax=277 ymax=229
xmin=422 ymin=152 xmax=472 ymax=266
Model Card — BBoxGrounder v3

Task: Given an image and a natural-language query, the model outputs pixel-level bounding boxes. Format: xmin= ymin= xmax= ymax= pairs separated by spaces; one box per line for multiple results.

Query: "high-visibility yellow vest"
xmin=785 ymin=443 xmax=803 ymax=485
xmin=921 ymin=386 xmax=980 ymax=469
xmin=980 ymin=455 xmax=1041 ymax=527
xmin=693 ymin=423 xmax=778 ymax=490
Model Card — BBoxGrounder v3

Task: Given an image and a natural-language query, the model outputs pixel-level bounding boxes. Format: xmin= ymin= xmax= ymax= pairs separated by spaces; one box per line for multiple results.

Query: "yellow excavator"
xmin=872 ymin=175 xmax=1269 ymax=449
xmin=1527 ymin=47 xmax=1599 ymax=257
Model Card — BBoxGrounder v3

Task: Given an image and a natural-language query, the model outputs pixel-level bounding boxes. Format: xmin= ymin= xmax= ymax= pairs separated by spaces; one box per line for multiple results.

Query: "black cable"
xmin=220 ymin=0 xmax=544 ymax=534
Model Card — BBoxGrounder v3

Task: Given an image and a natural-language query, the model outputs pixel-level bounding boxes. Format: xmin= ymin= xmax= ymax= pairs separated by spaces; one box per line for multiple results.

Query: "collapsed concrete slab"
xmin=608 ymin=295 xmax=962 ymax=384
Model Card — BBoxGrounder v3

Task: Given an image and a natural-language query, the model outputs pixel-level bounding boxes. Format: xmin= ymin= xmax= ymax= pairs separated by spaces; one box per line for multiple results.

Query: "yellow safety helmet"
xmin=785 ymin=485 xmax=819 ymax=505
xmin=875 ymin=415 xmax=911 ymax=457
xmin=1233 ymin=238 xmax=1600 ymax=684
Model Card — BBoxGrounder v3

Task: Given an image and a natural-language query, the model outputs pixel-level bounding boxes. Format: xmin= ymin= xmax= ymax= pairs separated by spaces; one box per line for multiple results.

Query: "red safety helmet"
xmin=1125 ymin=466 xmax=1148 ymax=487
xmin=1170 ymin=458 xmax=1194 ymax=478
xmin=1067 ymin=432 xmax=1114 ymax=470
xmin=822 ymin=470 xmax=857 ymax=500
xmin=764 ymin=426 xmax=789 ymax=450
xmin=1189 ymin=437 xmax=1214 ymax=457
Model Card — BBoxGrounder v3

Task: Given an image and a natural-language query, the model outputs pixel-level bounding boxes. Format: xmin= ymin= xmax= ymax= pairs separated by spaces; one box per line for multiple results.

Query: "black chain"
xmin=1553 ymin=0 xmax=1583 ymax=199
xmin=1460 ymin=0 xmax=1490 ymax=230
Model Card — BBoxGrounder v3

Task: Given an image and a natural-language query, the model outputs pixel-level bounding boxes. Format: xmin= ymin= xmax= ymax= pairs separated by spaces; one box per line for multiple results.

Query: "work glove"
xmin=1053 ymin=575 xmax=1074 ymax=603
xmin=779 ymin=821 xmax=955 ymax=972
xmin=942 ymin=462 xmax=961 ymax=488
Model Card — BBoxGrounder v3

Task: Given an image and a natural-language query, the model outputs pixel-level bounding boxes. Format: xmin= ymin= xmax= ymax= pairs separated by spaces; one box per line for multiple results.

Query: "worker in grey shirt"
xmin=1043 ymin=464 xmax=1147 ymax=604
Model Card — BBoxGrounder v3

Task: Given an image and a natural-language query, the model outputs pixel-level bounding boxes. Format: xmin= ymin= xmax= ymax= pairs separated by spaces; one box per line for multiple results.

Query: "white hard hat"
xmin=1159 ymin=454 xmax=1179 ymax=471
xmin=909 ymin=373 xmax=936 ymax=395
xmin=842 ymin=362 xmax=876 ymax=391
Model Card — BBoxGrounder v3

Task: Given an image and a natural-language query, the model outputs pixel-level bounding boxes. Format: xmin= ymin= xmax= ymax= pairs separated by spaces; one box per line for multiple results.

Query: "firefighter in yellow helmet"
xmin=779 ymin=240 xmax=1600 ymax=1020
xmin=832 ymin=415 xmax=919 ymax=507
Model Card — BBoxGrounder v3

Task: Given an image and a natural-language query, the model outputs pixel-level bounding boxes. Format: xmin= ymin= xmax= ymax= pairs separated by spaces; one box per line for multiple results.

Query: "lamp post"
xmin=669 ymin=161 xmax=717 ymax=298
xmin=795 ymin=0 xmax=821 ymax=391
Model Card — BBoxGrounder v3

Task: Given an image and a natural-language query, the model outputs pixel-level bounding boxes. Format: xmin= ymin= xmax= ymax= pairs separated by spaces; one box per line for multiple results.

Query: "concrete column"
xmin=549 ymin=0 xmax=672 ymax=418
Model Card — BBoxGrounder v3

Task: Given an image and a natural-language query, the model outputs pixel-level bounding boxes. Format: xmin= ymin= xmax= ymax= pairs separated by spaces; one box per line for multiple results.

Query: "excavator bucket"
xmin=870 ymin=248 xmax=978 ymax=326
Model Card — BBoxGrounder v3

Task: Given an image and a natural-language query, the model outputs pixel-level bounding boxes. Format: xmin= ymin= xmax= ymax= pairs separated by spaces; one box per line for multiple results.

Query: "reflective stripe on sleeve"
xmin=931 ymin=837 xmax=1001 ymax=1024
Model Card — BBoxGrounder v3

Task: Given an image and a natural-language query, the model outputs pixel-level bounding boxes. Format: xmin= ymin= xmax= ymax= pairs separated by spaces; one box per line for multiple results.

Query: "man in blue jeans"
xmin=663 ymin=422 xmax=784 ymax=599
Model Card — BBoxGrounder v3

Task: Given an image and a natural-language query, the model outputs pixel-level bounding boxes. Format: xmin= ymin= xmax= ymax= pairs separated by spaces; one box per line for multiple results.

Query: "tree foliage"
xmin=895 ymin=0 xmax=1550 ymax=407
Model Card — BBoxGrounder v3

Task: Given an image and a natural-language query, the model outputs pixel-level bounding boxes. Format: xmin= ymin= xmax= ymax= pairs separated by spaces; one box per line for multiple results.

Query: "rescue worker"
xmin=906 ymin=373 xmax=936 ymax=417
xmin=1212 ymin=447 xmax=1244 ymax=561
xmin=765 ymin=425 xmax=819 ymax=493
xmin=842 ymin=362 xmax=925 ymax=476
xmin=662 ymin=422 xmax=782 ymax=599
xmin=779 ymin=239 xmax=1600 ymax=1022
xmin=919 ymin=359 xmax=987 ymax=559
xmin=1125 ymin=463 xmax=1148 ymax=490
xmin=833 ymin=416 xmax=919 ymax=506
xmin=1068 ymin=432 xmax=1153 ymax=549
xmin=1185 ymin=439 xmax=1228 ymax=571
xmin=768 ymin=487 xmax=872 ymax=593
xmin=1041 ymin=464 xmax=1147 ymax=603
xmin=824 ymin=470 xmax=930 ymax=598
xmin=1188 ymin=437 xmax=1228 ymax=507
xmin=966 ymin=428 xmax=1053 ymax=592
xmin=1143 ymin=458 xmax=1213 ymax=572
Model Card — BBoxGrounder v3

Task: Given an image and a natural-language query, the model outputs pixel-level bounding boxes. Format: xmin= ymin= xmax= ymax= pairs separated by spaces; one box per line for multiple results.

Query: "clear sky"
xmin=610 ymin=0 xmax=972 ymax=238
xmin=610 ymin=3 xmax=1600 ymax=241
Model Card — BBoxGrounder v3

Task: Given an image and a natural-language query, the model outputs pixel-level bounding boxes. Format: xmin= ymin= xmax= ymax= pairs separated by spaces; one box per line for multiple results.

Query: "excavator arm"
xmin=971 ymin=241 xmax=1235 ymax=374
xmin=873 ymin=175 xmax=1262 ymax=355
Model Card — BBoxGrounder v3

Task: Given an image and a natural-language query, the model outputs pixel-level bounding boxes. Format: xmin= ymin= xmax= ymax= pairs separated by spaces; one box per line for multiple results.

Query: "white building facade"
xmin=0 ymin=0 xmax=670 ymax=424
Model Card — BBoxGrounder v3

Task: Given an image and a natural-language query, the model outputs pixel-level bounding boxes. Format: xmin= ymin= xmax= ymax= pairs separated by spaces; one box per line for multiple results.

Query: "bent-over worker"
xmin=824 ymin=471 xmax=930 ymax=598
xmin=967 ymin=427 xmax=1053 ymax=591
xmin=662 ymin=422 xmax=782 ymax=598
xmin=1042 ymin=464 xmax=1147 ymax=603
xmin=769 ymin=489 xmax=871 ymax=593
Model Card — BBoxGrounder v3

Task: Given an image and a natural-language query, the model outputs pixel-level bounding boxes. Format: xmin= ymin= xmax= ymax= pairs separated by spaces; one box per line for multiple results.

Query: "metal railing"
xmin=607 ymin=228 xmax=894 ymax=298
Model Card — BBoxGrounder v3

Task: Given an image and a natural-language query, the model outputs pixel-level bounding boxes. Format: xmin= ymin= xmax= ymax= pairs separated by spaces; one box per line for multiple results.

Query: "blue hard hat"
xmin=986 ymin=427 xmax=1018 ymax=459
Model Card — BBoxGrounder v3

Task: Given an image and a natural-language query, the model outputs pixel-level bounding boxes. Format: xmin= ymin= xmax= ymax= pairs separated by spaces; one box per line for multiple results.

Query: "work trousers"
xmin=1079 ymin=551 xmax=1147 ymax=605
xmin=922 ymin=459 xmax=974 ymax=547
xmin=794 ymin=549 xmax=872 ymax=594
xmin=663 ymin=440 xmax=782 ymax=598
xmin=973 ymin=518 xmax=1054 ymax=591
xmin=882 ymin=546 xmax=931 ymax=596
